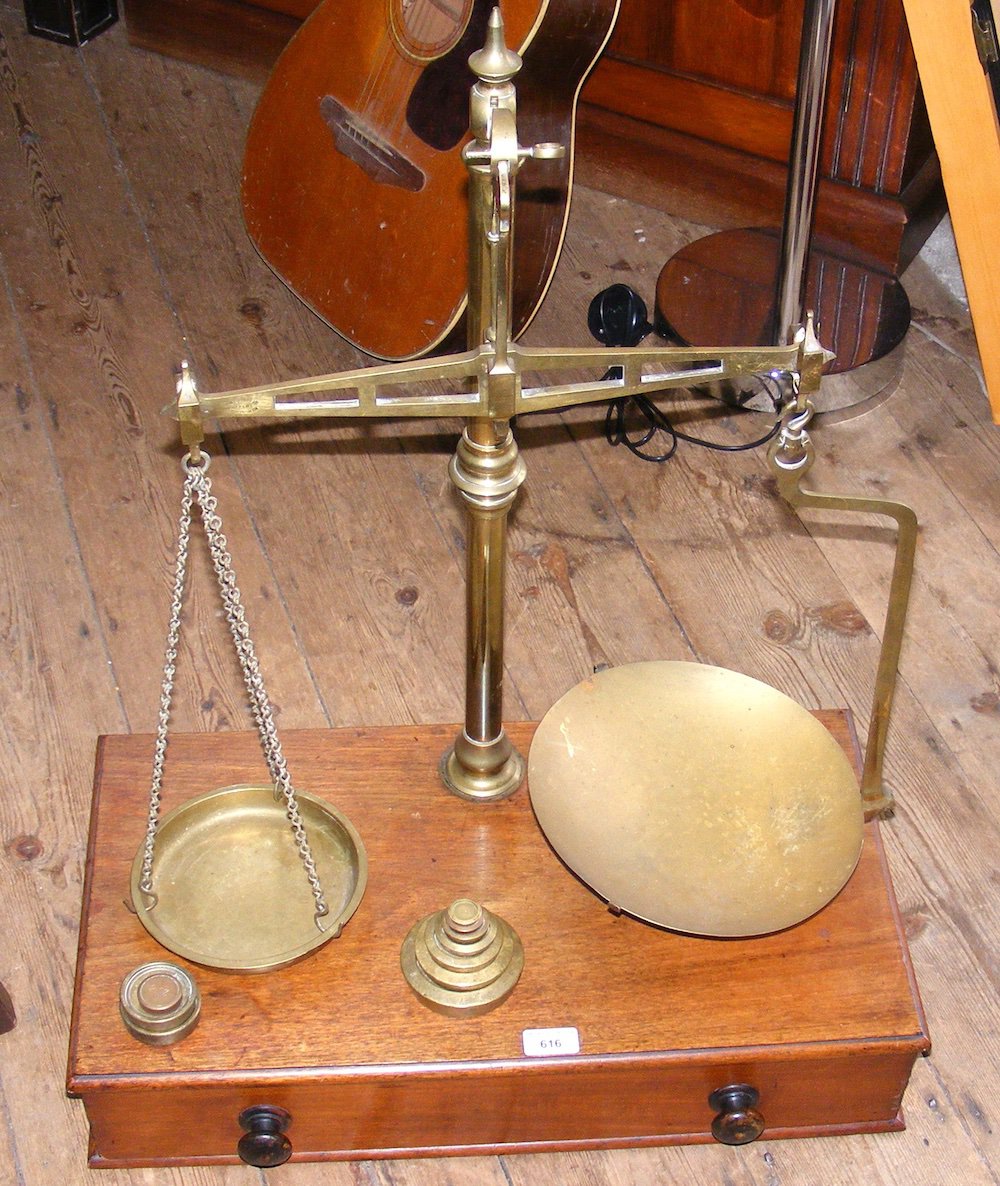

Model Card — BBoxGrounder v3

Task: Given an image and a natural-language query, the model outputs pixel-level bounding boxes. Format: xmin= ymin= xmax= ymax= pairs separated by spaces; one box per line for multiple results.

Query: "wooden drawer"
xmin=68 ymin=719 xmax=929 ymax=1167
xmin=81 ymin=1042 xmax=924 ymax=1166
xmin=80 ymin=1044 xmax=922 ymax=1165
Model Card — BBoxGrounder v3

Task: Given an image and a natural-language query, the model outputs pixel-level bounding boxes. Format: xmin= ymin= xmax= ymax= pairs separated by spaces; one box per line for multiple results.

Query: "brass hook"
xmin=175 ymin=360 xmax=204 ymax=464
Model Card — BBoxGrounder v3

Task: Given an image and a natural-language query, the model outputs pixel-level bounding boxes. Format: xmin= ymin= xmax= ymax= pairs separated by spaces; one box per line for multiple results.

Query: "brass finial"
xmin=468 ymin=8 xmax=522 ymax=83
xmin=400 ymin=898 xmax=524 ymax=1017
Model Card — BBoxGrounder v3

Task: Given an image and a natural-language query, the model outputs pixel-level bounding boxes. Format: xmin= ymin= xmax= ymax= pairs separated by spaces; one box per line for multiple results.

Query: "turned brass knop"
xmin=401 ymin=898 xmax=524 ymax=1017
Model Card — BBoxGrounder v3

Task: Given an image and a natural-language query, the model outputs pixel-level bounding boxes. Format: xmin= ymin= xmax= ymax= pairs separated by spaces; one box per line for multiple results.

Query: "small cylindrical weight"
xmin=118 ymin=962 xmax=200 ymax=1045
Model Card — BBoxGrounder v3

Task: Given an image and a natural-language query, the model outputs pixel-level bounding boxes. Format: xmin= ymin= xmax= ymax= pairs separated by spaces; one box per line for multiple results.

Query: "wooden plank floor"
xmin=0 ymin=9 xmax=997 ymax=1185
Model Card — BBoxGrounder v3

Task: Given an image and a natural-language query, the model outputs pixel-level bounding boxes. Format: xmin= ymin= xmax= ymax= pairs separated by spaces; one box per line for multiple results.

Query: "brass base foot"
xmin=863 ymin=794 xmax=896 ymax=822
xmin=439 ymin=731 xmax=526 ymax=802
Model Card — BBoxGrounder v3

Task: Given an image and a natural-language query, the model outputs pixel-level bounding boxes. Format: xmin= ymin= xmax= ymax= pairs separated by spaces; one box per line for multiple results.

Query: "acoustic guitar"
xmin=242 ymin=0 xmax=621 ymax=360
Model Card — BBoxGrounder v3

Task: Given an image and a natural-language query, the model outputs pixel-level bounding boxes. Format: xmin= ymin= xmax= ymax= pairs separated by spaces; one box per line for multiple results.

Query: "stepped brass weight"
xmin=153 ymin=8 xmax=916 ymax=956
xmin=401 ymin=899 xmax=525 ymax=1016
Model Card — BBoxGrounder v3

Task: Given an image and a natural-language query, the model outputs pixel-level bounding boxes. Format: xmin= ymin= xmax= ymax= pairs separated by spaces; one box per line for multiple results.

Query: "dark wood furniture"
xmin=23 ymin=0 xmax=119 ymax=45
xmin=577 ymin=0 xmax=943 ymax=273
xmin=122 ymin=0 xmax=944 ymax=276
xmin=123 ymin=0 xmax=307 ymax=82
xmin=68 ymin=716 xmax=929 ymax=1166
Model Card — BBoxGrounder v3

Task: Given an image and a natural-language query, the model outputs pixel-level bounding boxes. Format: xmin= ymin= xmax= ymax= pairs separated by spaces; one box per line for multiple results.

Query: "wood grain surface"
xmin=68 ymin=719 xmax=927 ymax=1164
xmin=0 ymin=5 xmax=997 ymax=1185
xmin=120 ymin=0 xmax=944 ymax=276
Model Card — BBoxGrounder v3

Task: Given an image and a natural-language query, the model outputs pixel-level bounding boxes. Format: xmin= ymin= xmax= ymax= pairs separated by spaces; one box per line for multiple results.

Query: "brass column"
xmin=440 ymin=11 xmax=528 ymax=800
xmin=441 ymin=426 xmax=526 ymax=799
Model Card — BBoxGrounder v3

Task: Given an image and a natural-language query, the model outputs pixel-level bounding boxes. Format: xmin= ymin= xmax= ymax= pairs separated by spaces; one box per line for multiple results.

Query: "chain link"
xmin=138 ymin=461 xmax=196 ymax=904
xmin=139 ymin=451 xmax=329 ymax=925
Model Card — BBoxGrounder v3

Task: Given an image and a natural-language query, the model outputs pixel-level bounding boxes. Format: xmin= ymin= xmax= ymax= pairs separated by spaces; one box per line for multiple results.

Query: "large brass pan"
xmin=131 ymin=784 xmax=367 ymax=972
xmin=528 ymin=662 xmax=863 ymax=937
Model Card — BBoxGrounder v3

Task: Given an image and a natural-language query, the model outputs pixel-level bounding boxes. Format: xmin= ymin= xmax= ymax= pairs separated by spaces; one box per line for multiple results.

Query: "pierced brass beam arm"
xmin=178 ymin=348 xmax=488 ymax=422
xmin=512 ymin=341 xmax=804 ymax=415
xmin=170 ymin=8 xmax=903 ymax=811
xmin=174 ymin=338 xmax=808 ymax=429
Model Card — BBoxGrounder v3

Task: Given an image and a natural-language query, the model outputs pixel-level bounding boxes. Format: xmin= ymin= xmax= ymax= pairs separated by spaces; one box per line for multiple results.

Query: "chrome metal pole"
xmin=774 ymin=0 xmax=838 ymax=346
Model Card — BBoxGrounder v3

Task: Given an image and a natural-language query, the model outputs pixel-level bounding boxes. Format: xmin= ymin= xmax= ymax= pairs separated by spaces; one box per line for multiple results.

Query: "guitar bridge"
xmin=320 ymin=96 xmax=426 ymax=192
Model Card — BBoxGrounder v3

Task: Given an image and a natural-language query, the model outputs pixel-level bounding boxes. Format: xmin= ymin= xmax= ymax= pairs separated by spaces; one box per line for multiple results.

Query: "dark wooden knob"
xmin=708 ymin=1084 xmax=765 ymax=1145
xmin=237 ymin=1105 xmax=293 ymax=1167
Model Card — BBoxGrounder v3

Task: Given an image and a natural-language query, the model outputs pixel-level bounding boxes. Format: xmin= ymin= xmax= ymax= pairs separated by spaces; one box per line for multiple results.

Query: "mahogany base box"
xmin=67 ymin=716 xmax=929 ymax=1167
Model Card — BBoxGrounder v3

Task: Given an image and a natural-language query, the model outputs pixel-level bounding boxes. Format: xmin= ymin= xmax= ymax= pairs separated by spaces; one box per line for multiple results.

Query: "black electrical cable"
xmin=587 ymin=284 xmax=785 ymax=464
xmin=603 ymin=374 xmax=785 ymax=464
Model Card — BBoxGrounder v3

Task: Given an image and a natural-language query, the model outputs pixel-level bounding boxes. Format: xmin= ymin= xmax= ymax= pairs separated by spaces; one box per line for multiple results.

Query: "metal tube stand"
xmin=654 ymin=0 xmax=911 ymax=420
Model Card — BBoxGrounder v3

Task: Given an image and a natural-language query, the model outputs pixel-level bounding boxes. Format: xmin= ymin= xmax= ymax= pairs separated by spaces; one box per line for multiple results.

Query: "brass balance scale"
xmin=67 ymin=11 xmax=928 ymax=1167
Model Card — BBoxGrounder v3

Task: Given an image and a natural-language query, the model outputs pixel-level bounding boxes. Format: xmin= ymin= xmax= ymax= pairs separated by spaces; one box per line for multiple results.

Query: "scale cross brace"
xmin=169 ymin=7 xmax=912 ymax=813
xmin=175 ymin=338 xmax=816 ymax=427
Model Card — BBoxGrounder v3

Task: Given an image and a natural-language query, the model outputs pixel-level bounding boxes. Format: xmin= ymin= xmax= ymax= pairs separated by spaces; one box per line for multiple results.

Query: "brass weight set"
xmin=121 ymin=11 xmax=916 ymax=1040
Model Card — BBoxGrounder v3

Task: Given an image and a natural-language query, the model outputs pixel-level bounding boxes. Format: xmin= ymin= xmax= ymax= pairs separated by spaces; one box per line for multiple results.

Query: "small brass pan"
xmin=528 ymin=662 xmax=864 ymax=937
xmin=130 ymin=785 xmax=367 ymax=972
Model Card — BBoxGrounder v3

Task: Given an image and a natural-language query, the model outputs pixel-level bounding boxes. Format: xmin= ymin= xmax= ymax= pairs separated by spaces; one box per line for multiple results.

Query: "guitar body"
xmin=242 ymin=0 xmax=620 ymax=359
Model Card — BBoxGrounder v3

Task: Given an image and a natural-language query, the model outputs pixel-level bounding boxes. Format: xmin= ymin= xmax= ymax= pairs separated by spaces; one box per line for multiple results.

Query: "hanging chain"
xmin=191 ymin=455 xmax=329 ymax=925
xmin=138 ymin=461 xmax=195 ymax=907
xmin=139 ymin=451 xmax=330 ymax=927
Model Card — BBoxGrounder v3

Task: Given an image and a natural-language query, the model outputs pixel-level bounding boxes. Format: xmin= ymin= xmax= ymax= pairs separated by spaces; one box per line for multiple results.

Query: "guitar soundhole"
xmin=391 ymin=0 xmax=474 ymax=61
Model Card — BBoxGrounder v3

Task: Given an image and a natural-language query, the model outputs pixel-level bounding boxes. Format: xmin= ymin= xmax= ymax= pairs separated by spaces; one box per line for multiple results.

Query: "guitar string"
xmin=358 ymin=0 xmax=467 ymax=143
xmin=357 ymin=0 xmax=438 ymax=123
xmin=384 ymin=0 xmax=439 ymax=141
xmin=355 ymin=13 xmax=403 ymax=121
xmin=385 ymin=0 xmax=452 ymax=137
xmin=386 ymin=0 xmax=471 ymax=144
xmin=352 ymin=0 xmax=412 ymax=119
